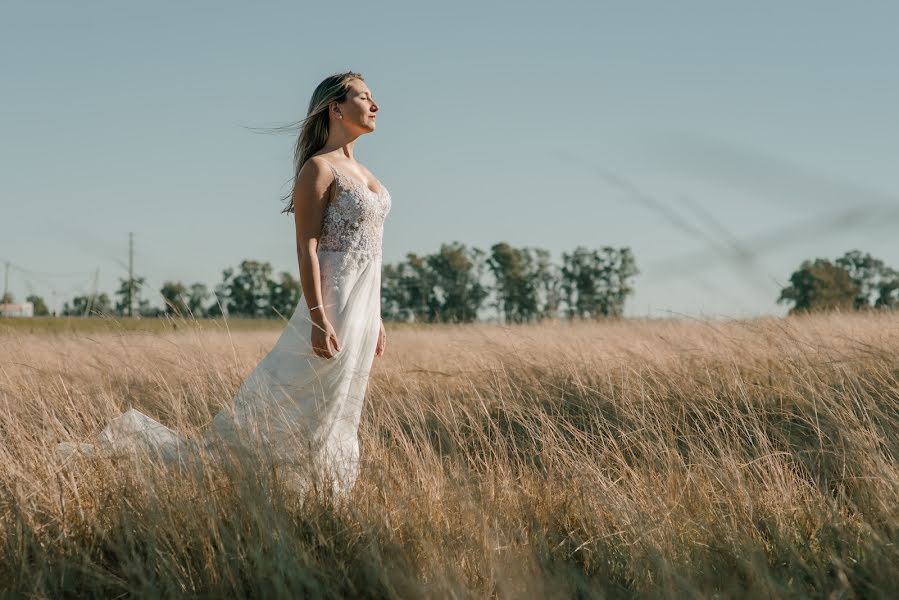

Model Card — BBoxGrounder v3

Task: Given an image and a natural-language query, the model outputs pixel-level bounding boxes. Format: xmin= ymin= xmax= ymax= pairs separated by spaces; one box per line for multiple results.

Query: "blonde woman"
xmin=58 ymin=71 xmax=392 ymax=497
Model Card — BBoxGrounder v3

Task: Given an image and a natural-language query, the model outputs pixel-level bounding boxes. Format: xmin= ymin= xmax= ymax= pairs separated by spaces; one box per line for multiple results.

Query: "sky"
xmin=1 ymin=1 xmax=897 ymax=320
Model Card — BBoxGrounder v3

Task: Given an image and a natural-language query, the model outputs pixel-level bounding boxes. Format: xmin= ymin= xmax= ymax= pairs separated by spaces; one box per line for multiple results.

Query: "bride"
xmin=57 ymin=71 xmax=391 ymax=497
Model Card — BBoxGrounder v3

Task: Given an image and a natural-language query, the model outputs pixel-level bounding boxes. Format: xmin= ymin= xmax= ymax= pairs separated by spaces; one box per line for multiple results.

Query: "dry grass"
xmin=1 ymin=311 xmax=897 ymax=598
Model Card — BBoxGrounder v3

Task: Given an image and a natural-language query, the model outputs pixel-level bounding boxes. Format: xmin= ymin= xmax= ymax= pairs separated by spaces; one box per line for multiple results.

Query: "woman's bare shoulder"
xmin=293 ymin=156 xmax=338 ymax=209
xmin=301 ymin=154 xmax=336 ymax=177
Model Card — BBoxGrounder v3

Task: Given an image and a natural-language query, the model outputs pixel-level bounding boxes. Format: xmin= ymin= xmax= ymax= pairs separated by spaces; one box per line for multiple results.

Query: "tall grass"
xmin=1 ymin=311 xmax=897 ymax=597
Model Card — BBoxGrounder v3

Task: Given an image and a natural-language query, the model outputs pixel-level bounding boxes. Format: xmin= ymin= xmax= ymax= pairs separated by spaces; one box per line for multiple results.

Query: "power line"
xmin=0 ymin=256 xmax=93 ymax=279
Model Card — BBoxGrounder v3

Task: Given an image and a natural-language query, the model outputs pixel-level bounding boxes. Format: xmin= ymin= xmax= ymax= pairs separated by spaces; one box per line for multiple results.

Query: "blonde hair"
xmin=260 ymin=71 xmax=365 ymax=214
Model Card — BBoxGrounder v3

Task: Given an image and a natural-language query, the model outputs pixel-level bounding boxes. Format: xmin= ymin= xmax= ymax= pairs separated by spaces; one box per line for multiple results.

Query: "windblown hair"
xmin=275 ymin=71 xmax=365 ymax=214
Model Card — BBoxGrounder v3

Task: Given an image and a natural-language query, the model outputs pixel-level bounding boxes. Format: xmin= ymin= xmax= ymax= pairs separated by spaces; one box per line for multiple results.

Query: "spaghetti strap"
xmin=319 ymin=159 xmax=386 ymax=197
xmin=323 ymin=161 xmax=339 ymax=179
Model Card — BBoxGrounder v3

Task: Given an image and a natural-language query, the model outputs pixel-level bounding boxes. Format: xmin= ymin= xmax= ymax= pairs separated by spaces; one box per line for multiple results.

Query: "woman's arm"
xmin=292 ymin=157 xmax=334 ymax=326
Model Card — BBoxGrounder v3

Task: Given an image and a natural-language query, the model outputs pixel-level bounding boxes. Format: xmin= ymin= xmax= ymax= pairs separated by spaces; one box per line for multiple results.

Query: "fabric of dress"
xmin=56 ymin=161 xmax=391 ymax=497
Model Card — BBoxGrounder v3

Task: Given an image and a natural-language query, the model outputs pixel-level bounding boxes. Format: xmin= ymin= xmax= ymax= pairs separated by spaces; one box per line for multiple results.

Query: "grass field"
xmin=1 ymin=311 xmax=897 ymax=598
xmin=0 ymin=315 xmax=287 ymax=334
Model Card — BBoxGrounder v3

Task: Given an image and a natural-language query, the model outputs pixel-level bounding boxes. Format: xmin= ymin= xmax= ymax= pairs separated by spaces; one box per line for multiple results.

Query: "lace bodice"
xmin=316 ymin=163 xmax=391 ymax=283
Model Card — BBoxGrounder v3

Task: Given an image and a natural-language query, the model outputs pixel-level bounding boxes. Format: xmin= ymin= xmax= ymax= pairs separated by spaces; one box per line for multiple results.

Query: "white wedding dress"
xmin=57 ymin=161 xmax=391 ymax=496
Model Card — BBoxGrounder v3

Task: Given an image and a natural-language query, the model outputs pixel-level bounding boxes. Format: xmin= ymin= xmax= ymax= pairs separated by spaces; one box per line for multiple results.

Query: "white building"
xmin=0 ymin=302 xmax=34 ymax=317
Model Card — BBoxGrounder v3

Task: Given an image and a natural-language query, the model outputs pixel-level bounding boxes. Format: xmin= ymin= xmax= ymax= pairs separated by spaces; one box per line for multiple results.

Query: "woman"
xmin=57 ymin=71 xmax=391 ymax=497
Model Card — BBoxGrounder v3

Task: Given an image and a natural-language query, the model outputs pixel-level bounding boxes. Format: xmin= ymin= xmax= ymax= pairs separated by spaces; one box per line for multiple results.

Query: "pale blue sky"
xmin=2 ymin=1 xmax=897 ymax=319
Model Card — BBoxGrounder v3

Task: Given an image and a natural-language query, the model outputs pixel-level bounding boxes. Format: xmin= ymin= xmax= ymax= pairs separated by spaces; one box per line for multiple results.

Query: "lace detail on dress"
xmin=316 ymin=163 xmax=391 ymax=284
xmin=317 ymin=249 xmax=382 ymax=289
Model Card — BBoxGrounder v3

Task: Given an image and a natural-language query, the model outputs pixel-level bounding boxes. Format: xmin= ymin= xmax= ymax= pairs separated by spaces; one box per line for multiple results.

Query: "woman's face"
xmin=334 ymin=79 xmax=379 ymax=133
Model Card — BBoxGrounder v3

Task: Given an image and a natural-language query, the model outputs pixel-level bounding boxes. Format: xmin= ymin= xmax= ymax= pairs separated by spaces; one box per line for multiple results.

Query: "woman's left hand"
xmin=375 ymin=318 xmax=386 ymax=357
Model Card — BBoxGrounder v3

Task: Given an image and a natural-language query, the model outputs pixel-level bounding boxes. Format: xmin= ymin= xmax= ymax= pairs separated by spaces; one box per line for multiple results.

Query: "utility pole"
xmin=128 ymin=232 xmax=134 ymax=317
xmin=2 ymin=260 xmax=8 ymax=302
xmin=84 ymin=267 xmax=100 ymax=317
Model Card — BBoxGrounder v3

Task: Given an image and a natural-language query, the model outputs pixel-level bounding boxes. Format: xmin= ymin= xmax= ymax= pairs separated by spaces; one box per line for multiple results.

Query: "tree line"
xmin=7 ymin=245 xmax=896 ymax=321
xmin=38 ymin=241 xmax=638 ymax=323
xmin=380 ymin=242 xmax=638 ymax=323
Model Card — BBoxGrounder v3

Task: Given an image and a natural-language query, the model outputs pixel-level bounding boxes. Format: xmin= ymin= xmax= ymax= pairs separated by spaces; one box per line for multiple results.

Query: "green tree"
xmin=834 ymin=249 xmax=899 ymax=310
xmin=269 ymin=271 xmax=301 ymax=319
xmin=777 ymin=258 xmax=858 ymax=314
xmin=381 ymin=255 xmax=438 ymax=322
xmin=560 ymin=246 xmax=638 ymax=319
xmin=188 ymin=283 xmax=210 ymax=318
xmin=381 ymin=243 xmax=489 ymax=323
xmin=160 ymin=281 xmax=189 ymax=316
xmin=139 ymin=304 xmax=164 ymax=317
xmin=115 ymin=275 xmax=148 ymax=317
xmin=25 ymin=294 xmax=50 ymax=316
xmin=427 ymin=242 xmax=489 ymax=323
xmin=61 ymin=293 xmax=113 ymax=316
xmin=534 ymin=249 xmax=563 ymax=320
xmin=487 ymin=243 xmax=558 ymax=323
xmin=0 ymin=292 xmax=13 ymax=304
xmin=212 ymin=260 xmax=274 ymax=318
xmin=380 ymin=263 xmax=407 ymax=321
xmin=875 ymin=277 xmax=899 ymax=309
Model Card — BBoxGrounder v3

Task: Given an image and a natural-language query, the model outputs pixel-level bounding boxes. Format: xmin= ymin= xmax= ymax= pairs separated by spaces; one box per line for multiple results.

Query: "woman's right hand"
xmin=311 ymin=317 xmax=342 ymax=359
